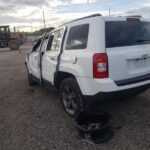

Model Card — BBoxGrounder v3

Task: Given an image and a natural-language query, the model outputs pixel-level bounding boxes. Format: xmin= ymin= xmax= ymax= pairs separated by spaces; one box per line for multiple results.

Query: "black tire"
xmin=8 ymin=40 xmax=20 ymax=50
xmin=26 ymin=66 xmax=37 ymax=86
xmin=59 ymin=77 xmax=84 ymax=117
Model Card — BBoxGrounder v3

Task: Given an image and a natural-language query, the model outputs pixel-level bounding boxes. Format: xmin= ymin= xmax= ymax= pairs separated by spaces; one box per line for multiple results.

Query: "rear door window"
xmin=50 ymin=31 xmax=60 ymax=51
xmin=41 ymin=36 xmax=49 ymax=52
xmin=47 ymin=29 xmax=64 ymax=52
xmin=65 ymin=24 xmax=89 ymax=50
xmin=105 ymin=21 xmax=150 ymax=48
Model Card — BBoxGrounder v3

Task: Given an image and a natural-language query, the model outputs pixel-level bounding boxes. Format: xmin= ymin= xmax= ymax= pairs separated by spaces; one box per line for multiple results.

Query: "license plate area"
xmin=128 ymin=58 xmax=150 ymax=72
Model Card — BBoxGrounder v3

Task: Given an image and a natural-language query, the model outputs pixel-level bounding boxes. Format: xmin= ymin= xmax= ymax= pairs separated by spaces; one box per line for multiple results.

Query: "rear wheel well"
xmin=54 ymin=71 xmax=76 ymax=90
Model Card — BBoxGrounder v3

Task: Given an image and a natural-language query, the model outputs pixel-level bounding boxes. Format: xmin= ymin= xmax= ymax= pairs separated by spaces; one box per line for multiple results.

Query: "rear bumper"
xmin=83 ymin=83 xmax=150 ymax=105
xmin=76 ymin=77 xmax=150 ymax=95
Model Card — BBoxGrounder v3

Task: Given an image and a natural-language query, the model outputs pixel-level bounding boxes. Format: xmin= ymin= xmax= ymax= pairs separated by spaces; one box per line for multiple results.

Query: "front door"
xmin=29 ymin=39 xmax=42 ymax=79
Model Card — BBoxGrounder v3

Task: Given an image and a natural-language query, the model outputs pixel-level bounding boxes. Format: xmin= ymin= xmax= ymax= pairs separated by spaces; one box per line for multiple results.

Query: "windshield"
xmin=105 ymin=21 xmax=150 ymax=48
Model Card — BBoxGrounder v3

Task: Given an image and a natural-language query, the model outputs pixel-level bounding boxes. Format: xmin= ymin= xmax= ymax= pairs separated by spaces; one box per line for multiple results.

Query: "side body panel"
xmin=59 ymin=16 xmax=105 ymax=78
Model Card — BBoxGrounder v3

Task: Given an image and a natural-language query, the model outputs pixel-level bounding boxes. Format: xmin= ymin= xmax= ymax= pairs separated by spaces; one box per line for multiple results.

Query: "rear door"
xmin=105 ymin=19 xmax=150 ymax=83
xmin=42 ymin=28 xmax=65 ymax=84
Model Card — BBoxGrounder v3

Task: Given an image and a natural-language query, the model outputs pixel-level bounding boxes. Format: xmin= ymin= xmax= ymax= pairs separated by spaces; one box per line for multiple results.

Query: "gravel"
xmin=0 ymin=46 xmax=150 ymax=150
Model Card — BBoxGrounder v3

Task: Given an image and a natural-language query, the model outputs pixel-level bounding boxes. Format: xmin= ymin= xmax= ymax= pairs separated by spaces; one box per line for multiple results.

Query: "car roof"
xmin=51 ymin=14 xmax=150 ymax=33
xmin=61 ymin=14 xmax=101 ymax=26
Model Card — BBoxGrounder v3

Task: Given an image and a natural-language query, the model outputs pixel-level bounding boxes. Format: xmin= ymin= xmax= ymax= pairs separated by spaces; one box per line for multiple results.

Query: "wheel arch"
xmin=54 ymin=71 xmax=77 ymax=90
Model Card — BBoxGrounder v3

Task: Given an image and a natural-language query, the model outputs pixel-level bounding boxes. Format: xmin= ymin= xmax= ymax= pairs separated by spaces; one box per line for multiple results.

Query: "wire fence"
xmin=8 ymin=24 xmax=54 ymax=45
xmin=10 ymin=25 xmax=45 ymax=33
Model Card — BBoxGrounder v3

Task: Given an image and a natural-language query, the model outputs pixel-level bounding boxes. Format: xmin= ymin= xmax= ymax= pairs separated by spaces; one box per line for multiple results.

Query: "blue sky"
xmin=50 ymin=0 xmax=149 ymax=14
xmin=55 ymin=0 xmax=141 ymax=13
xmin=0 ymin=0 xmax=150 ymax=31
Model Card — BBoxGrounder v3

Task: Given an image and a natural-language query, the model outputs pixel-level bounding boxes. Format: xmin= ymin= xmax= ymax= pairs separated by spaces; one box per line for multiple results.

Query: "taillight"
xmin=93 ymin=53 xmax=109 ymax=78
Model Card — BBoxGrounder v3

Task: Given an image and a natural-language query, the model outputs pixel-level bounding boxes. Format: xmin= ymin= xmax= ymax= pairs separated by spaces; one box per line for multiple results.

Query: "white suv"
xmin=25 ymin=14 xmax=150 ymax=116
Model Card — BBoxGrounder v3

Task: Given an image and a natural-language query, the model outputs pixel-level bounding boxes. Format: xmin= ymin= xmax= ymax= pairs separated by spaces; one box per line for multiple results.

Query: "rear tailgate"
xmin=105 ymin=19 xmax=150 ymax=85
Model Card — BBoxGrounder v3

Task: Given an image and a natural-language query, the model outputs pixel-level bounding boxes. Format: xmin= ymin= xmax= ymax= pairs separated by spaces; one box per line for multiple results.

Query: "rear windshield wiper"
xmin=136 ymin=39 xmax=150 ymax=43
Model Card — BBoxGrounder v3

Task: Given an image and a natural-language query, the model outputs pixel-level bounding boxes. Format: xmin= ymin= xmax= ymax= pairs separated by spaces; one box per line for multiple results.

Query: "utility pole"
xmin=14 ymin=26 xmax=16 ymax=32
xmin=109 ymin=8 xmax=111 ymax=16
xmin=43 ymin=10 xmax=46 ymax=31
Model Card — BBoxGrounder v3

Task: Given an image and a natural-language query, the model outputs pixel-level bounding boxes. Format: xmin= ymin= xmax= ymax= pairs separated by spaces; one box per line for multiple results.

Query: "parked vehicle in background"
xmin=0 ymin=25 xmax=25 ymax=50
xmin=25 ymin=14 xmax=150 ymax=116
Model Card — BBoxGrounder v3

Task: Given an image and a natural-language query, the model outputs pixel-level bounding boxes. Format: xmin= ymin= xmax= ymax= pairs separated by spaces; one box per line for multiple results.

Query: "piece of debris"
xmin=74 ymin=111 xmax=114 ymax=144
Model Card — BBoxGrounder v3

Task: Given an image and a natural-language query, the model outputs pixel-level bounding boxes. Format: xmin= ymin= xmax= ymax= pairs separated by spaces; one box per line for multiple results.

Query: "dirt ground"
xmin=0 ymin=45 xmax=150 ymax=150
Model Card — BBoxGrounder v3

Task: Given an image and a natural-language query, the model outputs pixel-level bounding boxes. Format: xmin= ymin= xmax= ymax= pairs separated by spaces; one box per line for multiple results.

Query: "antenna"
xmin=109 ymin=8 xmax=111 ymax=16
xmin=43 ymin=10 xmax=46 ymax=31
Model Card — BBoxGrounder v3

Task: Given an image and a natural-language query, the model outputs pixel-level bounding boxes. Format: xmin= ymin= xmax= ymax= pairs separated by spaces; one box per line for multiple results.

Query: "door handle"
xmin=34 ymin=56 xmax=38 ymax=59
xmin=50 ymin=57 xmax=55 ymax=61
xmin=48 ymin=56 xmax=56 ymax=61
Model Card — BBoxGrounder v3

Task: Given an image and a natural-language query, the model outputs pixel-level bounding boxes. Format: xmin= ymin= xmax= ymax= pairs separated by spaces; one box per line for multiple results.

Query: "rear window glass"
xmin=66 ymin=24 xmax=89 ymax=50
xmin=105 ymin=21 xmax=150 ymax=48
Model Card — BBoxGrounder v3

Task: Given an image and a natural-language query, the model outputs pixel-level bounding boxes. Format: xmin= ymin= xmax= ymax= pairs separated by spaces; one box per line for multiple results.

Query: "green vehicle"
xmin=0 ymin=25 xmax=24 ymax=50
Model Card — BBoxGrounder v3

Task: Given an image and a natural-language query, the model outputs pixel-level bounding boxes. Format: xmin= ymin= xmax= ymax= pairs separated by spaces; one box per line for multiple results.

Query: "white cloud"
xmin=0 ymin=0 xmax=150 ymax=32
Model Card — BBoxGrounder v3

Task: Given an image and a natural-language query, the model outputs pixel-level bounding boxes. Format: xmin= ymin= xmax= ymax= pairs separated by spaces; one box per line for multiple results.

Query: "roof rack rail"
xmin=126 ymin=15 xmax=142 ymax=18
xmin=62 ymin=13 xmax=102 ymax=26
